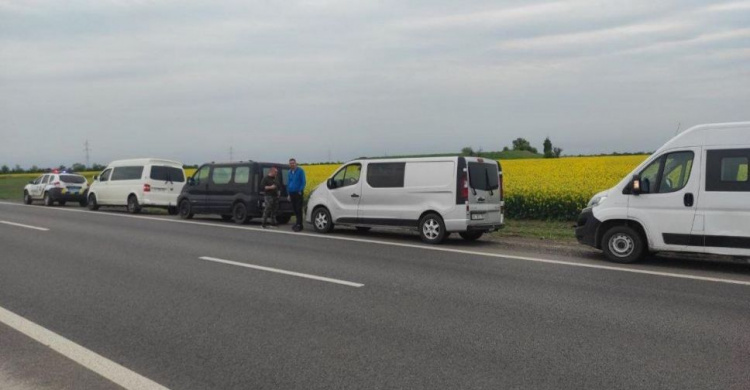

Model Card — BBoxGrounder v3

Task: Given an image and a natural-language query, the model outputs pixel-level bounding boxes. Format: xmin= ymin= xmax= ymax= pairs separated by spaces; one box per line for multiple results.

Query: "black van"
xmin=177 ymin=161 xmax=294 ymax=224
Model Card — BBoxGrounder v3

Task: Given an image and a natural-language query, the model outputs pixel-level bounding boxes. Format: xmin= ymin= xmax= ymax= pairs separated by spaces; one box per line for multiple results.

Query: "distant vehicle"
xmin=23 ymin=171 xmax=88 ymax=207
xmin=87 ymin=158 xmax=186 ymax=214
xmin=305 ymin=156 xmax=504 ymax=244
xmin=576 ymin=122 xmax=750 ymax=263
xmin=177 ymin=161 xmax=294 ymax=224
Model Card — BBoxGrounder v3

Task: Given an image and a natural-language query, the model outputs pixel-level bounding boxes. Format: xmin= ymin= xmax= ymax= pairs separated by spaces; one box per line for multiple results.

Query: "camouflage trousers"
xmin=262 ymin=195 xmax=279 ymax=222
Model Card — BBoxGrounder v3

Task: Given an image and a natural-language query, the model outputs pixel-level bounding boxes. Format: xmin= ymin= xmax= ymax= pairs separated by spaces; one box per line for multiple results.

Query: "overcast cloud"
xmin=1 ymin=0 xmax=749 ymax=167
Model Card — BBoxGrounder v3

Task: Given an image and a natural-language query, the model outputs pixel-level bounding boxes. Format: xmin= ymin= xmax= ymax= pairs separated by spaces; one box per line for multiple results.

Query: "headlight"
xmin=588 ymin=195 xmax=607 ymax=208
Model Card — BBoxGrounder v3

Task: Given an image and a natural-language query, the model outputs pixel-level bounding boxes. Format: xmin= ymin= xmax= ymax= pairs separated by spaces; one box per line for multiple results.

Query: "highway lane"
xmin=1 ymin=202 xmax=749 ymax=389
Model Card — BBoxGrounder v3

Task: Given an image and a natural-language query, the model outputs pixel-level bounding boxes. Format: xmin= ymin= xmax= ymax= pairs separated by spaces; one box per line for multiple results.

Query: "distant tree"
xmin=30 ymin=165 xmax=40 ymax=173
xmin=502 ymin=146 xmax=510 ymax=152
xmin=511 ymin=138 xmax=538 ymax=154
xmin=476 ymin=147 xmax=484 ymax=157
xmin=461 ymin=147 xmax=476 ymax=156
xmin=71 ymin=163 xmax=86 ymax=172
xmin=553 ymin=147 xmax=563 ymax=158
xmin=543 ymin=137 xmax=554 ymax=158
xmin=1 ymin=165 xmax=8 ymax=174
xmin=58 ymin=165 xmax=67 ymax=172
xmin=91 ymin=163 xmax=106 ymax=171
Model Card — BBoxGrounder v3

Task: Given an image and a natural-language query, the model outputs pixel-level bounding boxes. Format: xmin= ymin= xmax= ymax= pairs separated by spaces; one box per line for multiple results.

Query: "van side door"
xmin=207 ymin=165 xmax=234 ymax=213
xmin=627 ymin=148 xmax=701 ymax=252
xmin=359 ymin=162 xmax=408 ymax=226
xmin=96 ymin=169 xmax=113 ymax=204
xmin=327 ymin=163 xmax=363 ymax=224
xmin=187 ymin=165 xmax=211 ymax=213
xmin=697 ymin=148 xmax=750 ymax=256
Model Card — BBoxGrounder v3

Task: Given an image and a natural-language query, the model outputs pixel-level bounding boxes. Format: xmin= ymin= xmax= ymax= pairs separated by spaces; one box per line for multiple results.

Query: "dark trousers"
xmin=290 ymin=193 xmax=304 ymax=227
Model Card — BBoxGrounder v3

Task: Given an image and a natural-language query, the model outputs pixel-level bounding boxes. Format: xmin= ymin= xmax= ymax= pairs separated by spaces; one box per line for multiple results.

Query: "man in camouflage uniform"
xmin=261 ymin=167 xmax=281 ymax=228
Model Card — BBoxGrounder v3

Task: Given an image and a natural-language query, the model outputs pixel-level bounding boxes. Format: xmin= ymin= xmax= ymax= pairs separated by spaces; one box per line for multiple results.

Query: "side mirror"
xmin=327 ymin=178 xmax=336 ymax=189
xmin=631 ymin=175 xmax=642 ymax=195
xmin=187 ymin=177 xmax=195 ymax=186
xmin=93 ymin=175 xmax=99 ymax=181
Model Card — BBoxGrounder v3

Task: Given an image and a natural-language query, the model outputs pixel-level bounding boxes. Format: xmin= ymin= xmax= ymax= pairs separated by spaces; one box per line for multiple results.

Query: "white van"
xmin=576 ymin=122 xmax=750 ymax=263
xmin=87 ymin=158 xmax=186 ymax=214
xmin=306 ymin=156 xmax=504 ymax=244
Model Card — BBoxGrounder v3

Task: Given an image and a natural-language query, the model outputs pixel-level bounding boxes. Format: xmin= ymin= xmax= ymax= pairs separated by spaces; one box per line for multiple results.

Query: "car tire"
xmin=276 ymin=215 xmax=292 ymax=225
xmin=312 ymin=207 xmax=334 ymax=233
xmin=43 ymin=192 xmax=53 ymax=207
xmin=127 ymin=195 xmax=141 ymax=214
xmin=459 ymin=231 xmax=484 ymax=241
xmin=232 ymin=202 xmax=249 ymax=224
xmin=178 ymin=199 xmax=193 ymax=219
xmin=23 ymin=191 xmax=33 ymax=205
xmin=220 ymin=214 xmax=232 ymax=222
xmin=167 ymin=206 xmax=178 ymax=216
xmin=601 ymin=226 xmax=645 ymax=264
xmin=355 ymin=226 xmax=371 ymax=232
xmin=87 ymin=194 xmax=100 ymax=211
xmin=419 ymin=213 xmax=446 ymax=244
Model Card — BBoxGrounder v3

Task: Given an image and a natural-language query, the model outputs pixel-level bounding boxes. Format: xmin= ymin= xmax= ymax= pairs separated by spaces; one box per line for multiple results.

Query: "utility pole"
xmin=84 ymin=140 xmax=91 ymax=167
xmin=229 ymin=146 xmax=234 ymax=162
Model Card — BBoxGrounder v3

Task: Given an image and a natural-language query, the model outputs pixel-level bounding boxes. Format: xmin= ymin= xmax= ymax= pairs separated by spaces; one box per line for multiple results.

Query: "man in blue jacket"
xmin=287 ymin=158 xmax=306 ymax=232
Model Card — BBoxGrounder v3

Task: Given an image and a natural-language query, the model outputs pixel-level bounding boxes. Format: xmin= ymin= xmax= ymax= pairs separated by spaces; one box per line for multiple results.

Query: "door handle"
xmin=684 ymin=193 xmax=694 ymax=207
xmin=351 ymin=193 xmax=360 ymax=198
xmin=477 ymin=197 xmax=486 ymax=202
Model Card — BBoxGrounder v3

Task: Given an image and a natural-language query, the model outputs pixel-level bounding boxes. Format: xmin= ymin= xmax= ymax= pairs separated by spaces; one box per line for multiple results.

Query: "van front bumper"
xmin=575 ymin=207 xmax=601 ymax=248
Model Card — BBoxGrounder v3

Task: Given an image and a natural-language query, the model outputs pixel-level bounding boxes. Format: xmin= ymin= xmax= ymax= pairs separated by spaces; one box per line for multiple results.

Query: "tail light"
xmin=499 ymin=173 xmax=504 ymax=201
xmin=460 ymin=173 xmax=469 ymax=201
xmin=143 ymin=183 xmax=151 ymax=192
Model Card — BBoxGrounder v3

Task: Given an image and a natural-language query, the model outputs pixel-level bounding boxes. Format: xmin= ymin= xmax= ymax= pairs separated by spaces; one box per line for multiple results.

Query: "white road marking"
xmin=199 ymin=256 xmax=364 ymax=288
xmin=0 ymin=305 xmax=169 ymax=390
xmin=0 ymin=220 xmax=49 ymax=231
xmin=2 ymin=201 xmax=749 ymax=287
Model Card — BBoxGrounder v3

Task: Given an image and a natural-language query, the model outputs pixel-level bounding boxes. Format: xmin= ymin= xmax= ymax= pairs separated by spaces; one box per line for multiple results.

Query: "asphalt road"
xmin=1 ymin=201 xmax=749 ymax=390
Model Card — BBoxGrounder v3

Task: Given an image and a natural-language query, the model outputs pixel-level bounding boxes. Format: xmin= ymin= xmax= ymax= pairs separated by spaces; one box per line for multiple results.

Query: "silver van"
xmin=306 ymin=156 xmax=504 ymax=244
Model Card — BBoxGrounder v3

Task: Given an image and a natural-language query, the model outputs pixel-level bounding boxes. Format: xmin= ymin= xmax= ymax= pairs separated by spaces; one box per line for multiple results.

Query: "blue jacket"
xmin=287 ymin=168 xmax=306 ymax=194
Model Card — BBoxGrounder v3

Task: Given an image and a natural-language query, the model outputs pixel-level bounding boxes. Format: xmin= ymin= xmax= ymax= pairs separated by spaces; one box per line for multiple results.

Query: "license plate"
xmin=471 ymin=213 xmax=485 ymax=220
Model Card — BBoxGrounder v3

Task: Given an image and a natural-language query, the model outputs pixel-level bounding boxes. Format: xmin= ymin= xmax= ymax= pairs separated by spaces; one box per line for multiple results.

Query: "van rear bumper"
xmin=466 ymin=223 xmax=504 ymax=233
xmin=575 ymin=207 xmax=601 ymax=248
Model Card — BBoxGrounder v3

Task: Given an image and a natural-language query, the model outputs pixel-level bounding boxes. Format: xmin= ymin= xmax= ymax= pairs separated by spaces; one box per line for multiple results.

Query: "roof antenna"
xmin=675 ymin=122 xmax=681 ymax=135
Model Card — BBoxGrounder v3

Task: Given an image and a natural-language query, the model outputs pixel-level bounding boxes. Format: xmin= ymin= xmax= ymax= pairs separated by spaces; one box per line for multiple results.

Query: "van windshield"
xmin=150 ymin=166 xmax=185 ymax=183
xmin=468 ymin=162 xmax=499 ymax=190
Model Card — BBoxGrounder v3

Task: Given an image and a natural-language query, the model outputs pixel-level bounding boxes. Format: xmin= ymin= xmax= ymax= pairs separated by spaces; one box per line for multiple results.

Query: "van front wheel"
xmin=179 ymin=199 xmax=193 ymax=219
xmin=312 ymin=208 xmax=333 ymax=233
xmin=601 ymin=226 xmax=645 ymax=264
xmin=419 ymin=213 xmax=446 ymax=244
xmin=87 ymin=194 xmax=100 ymax=211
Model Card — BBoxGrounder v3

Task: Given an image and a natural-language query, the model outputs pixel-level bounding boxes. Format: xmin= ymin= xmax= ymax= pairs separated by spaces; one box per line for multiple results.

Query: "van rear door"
xmin=148 ymin=165 xmax=185 ymax=207
xmin=466 ymin=160 xmax=503 ymax=225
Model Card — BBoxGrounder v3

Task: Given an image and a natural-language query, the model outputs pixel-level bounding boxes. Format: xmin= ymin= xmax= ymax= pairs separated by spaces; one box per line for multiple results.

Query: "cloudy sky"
xmin=1 ymin=0 xmax=749 ymax=167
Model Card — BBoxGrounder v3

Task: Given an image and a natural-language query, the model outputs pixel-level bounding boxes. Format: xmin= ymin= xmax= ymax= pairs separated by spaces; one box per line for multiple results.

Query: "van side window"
xmin=234 ymin=166 xmax=250 ymax=184
xmin=99 ymin=169 xmax=112 ymax=182
xmin=367 ymin=163 xmax=405 ymax=188
xmin=332 ymin=164 xmax=361 ymax=188
xmin=211 ymin=167 xmax=232 ymax=185
xmin=150 ymin=166 xmax=185 ymax=183
xmin=194 ymin=166 xmax=210 ymax=185
xmin=706 ymin=149 xmax=750 ymax=192
xmin=658 ymin=152 xmax=693 ymax=193
xmin=111 ymin=166 xmax=144 ymax=181
xmin=637 ymin=151 xmax=694 ymax=194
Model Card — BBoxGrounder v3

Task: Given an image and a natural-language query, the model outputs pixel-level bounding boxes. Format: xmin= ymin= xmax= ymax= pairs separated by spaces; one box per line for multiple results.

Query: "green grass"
xmin=492 ymin=219 xmax=576 ymax=242
xmin=0 ymin=176 xmax=31 ymax=200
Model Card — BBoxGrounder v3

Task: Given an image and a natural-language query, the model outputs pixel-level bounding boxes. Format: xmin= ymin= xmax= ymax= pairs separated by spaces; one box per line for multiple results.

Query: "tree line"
xmin=462 ymin=137 xmax=563 ymax=158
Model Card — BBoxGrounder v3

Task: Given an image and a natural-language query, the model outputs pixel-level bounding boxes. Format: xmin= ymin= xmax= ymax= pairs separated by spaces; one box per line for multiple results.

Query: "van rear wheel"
xmin=232 ymin=202 xmax=249 ymax=224
xmin=601 ymin=226 xmax=645 ymax=264
xmin=127 ymin=195 xmax=141 ymax=214
xmin=419 ymin=213 xmax=446 ymax=244
xmin=459 ymin=231 xmax=484 ymax=241
xmin=312 ymin=208 xmax=334 ymax=233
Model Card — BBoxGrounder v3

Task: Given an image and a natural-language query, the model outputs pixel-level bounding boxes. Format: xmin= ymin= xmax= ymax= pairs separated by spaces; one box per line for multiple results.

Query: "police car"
xmin=23 ymin=171 xmax=89 ymax=206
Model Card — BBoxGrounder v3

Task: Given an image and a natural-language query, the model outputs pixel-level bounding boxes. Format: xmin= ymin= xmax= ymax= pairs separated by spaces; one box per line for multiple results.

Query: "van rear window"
xmin=150 ymin=166 xmax=185 ymax=183
xmin=468 ymin=163 xmax=499 ymax=190
xmin=60 ymin=175 xmax=86 ymax=184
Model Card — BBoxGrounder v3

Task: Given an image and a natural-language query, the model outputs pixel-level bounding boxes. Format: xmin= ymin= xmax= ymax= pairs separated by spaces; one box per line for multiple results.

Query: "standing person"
xmin=287 ymin=158 xmax=306 ymax=232
xmin=260 ymin=167 xmax=281 ymax=228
